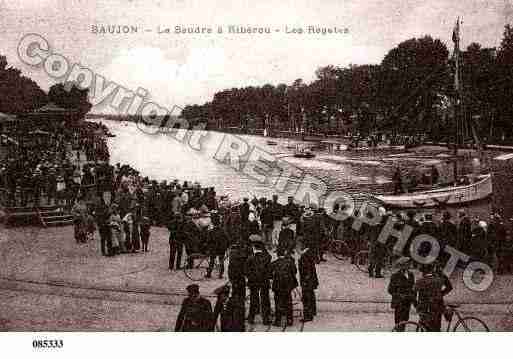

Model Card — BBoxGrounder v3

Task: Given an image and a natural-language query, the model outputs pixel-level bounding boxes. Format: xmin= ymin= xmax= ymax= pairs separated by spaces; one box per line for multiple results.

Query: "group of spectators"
xmin=0 ymin=121 xmax=110 ymax=208
xmin=331 ymin=206 xmax=513 ymax=278
xmin=174 ymin=234 xmax=319 ymax=331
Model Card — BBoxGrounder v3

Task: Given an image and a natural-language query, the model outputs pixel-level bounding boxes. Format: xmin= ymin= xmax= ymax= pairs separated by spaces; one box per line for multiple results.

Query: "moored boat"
xmin=293 ymin=144 xmax=316 ymax=158
xmin=373 ymin=173 xmax=492 ymax=208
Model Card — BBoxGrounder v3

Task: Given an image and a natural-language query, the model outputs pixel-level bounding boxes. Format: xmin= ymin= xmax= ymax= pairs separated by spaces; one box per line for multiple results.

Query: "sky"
xmin=1 ymin=0 xmax=512 ymax=112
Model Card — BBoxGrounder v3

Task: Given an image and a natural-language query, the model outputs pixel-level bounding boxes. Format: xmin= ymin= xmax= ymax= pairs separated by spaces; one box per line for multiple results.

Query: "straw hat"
xmin=249 ymin=234 xmax=263 ymax=242
xmin=303 ymin=208 xmax=314 ymax=218
xmin=393 ymin=257 xmax=411 ymax=269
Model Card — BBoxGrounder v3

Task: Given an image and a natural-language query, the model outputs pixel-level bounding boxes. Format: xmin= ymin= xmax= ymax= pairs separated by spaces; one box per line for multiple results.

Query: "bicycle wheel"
xmin=453 ymin=316 xmax=490 ymax=332
xmin=183 ymin=254 xmax=209 ymax=281
xmin=354 ymin=250 xmax=370 ymax=273
xmin=330 ymin=240 xmax=352 ymax=261
xmin=392 ymin=321 xmax=427 ymax=332
xmin=382 ymin=253 xmax=395 ymax=275
xmin=508 ymin=303 xmax=513 ymax=316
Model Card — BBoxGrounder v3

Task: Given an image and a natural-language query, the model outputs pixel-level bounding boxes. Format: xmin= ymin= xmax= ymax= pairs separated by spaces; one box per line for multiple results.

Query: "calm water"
xmin=98 ymin=120 xmax=491 ymax=218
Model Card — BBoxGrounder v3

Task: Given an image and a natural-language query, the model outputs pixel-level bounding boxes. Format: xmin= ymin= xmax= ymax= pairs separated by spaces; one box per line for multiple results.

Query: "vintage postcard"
xmin=1 ymin=1 xmax=513 ymax=354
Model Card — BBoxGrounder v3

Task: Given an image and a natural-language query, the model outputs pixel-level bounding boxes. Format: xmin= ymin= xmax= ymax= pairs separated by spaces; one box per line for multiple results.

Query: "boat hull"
xmin=293 ymin=153 xmax=315 ymax=159
xmin=373 ymin=174 xmax=493 ymax=208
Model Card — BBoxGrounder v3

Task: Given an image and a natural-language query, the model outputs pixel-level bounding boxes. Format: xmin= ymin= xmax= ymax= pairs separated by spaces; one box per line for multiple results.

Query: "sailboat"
xmin=373 ymin=19 xmax=493 ymax=208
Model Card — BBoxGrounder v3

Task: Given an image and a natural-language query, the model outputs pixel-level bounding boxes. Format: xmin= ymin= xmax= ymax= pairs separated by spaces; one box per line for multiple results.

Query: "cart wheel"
xmin=354 ymin=250 xmax=370 ymax=273
xmin=392 ymin=321 xmax=427 ymax=332
xmin=453 ymin=316 xmax=490 ymax=332
xmin=183 ymin=254 xmax=209 ymax=281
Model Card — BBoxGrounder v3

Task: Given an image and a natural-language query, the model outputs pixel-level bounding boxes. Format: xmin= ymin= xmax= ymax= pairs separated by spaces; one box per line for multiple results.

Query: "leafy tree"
xmin=379 ymin=36 xmax=450 ymax=136
xmin=0 ymin=55 xmax=47 ymax=114
xmin=48 ymin=82 xmax=92 ymax=116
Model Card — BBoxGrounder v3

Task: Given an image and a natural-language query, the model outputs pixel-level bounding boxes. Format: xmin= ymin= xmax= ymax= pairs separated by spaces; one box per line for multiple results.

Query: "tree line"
xmin=182 ymin=26 xmax=513 ymax=143
xmin=0 ymin=55 xmax=91 ymax=117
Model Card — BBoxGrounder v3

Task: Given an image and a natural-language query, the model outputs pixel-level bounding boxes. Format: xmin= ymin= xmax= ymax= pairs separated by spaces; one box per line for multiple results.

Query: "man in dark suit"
xmin=212 ymin=284 xmax=245 ymax=332
xmin=270 ymin=249 xmax=298 ymax=326
xmin=369 ymin=209 xmax=388 ymax=278
xmin=388 ymin=257 xmax=416 ymax=331
xmin=240 ymin=197 xmax=250 ymax=223
xmin=245 ymin=241 xmax=272 ymax=325
xmin=298 ymin=243 xmax=319 ymax=322
xmin=414 ymin=264 xmax=452 ymax=332
xmin=228 ymin=241 xmax=251 ymax=301
xmin=175 ymin=284 xmax=213 ymax=332
xmin=205 ymin=213 xmax=229 ymax=279
xmin=457 ymin=209 xmax=472 ymax=253
xmin=278 ymin=217 xmax=296 ymax=256
xmin=93 ymin=198 xmax=111 ymax=256
xmin=168 ymin=213 xmax=184 ymax=270
xmin=438 ymin=211 xmax=457 ymax=263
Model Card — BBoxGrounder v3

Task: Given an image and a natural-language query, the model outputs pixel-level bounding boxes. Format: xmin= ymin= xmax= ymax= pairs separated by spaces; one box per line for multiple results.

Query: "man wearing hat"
xmin=387 ymin=257 xmax=415 ymax=331
xmin=283 ymin=196 xmax=300 ymax=234
xmin=270 ymin=194 xmax=283 ymax=247
xmin=301 ymin=205 xmax=316 ymax=256
xmin=438 ymin=211 xmax=457 ymax=261
xmin=205 ymin=213 xmax=229 ymax=279
xmin=270 ymin=248 xmax=298 ymax=327
xmin=457 ymin=209 xmax=472 ymax=253
xmin=260 ymin=200 xmax=274 ymax=246
xmin=240 ymin=197 xmax=250 ymax=223
xmin=414 ymin=263 xmax=452 ymax=331
xmin=278 ymin=217 xmax=296 ymax=256
xmin=212 ymin=284 xmax=245 ymax=331
xmin=175 ymin=284 xmax=213 ymax=332
xmin=245 ymin=240 xmax=272 ymax=325
xmin=298 ymin=242 xmax=319 ymax=322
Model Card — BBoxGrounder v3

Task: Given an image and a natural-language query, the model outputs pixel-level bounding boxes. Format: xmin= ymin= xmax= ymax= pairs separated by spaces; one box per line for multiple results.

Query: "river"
xmin=98 ymin=119 xmax=491 ymax=218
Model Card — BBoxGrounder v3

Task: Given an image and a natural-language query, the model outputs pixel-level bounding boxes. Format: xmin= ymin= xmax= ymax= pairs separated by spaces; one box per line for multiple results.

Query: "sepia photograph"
xmin=1 ymin=1 xmax=513 ymax=354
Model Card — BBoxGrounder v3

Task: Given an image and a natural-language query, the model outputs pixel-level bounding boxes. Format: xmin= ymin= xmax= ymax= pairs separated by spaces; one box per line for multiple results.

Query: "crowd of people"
xmin=0 ymin=121 xmax=110 ymax=208
xmin=3 ymin=119 xmax=513 ymax=332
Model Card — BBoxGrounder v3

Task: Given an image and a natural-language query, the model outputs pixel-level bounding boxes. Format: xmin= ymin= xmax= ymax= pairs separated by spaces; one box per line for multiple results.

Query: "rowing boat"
xmin=373 ymin=174 xmax=492 ymax=208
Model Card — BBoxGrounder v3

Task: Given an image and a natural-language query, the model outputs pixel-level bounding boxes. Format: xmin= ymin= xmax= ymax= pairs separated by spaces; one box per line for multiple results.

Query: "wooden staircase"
xmin=2 ymin=205 xmax=74 ymax=227
xmin=37 ymin=206 xmax=74 ymax=227
xmin=3 ymin=206 xmax=40 ymax=226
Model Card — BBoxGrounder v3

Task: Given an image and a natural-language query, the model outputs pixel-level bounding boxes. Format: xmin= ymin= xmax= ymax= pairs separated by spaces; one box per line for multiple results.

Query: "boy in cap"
xmin=175 ymin=284 xmax=213 ymax=332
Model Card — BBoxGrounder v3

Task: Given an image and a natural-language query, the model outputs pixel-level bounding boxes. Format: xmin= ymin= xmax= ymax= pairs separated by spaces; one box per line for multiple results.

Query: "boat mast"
xmin=452 ymin=17 xmax=462 ymax=182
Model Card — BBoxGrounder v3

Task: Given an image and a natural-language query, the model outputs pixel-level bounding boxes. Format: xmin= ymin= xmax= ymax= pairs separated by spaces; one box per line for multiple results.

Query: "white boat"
xmin=373 ymin=174 xmax=492 ymax=208
xmin=293 ymin=144 xmax=316 ymax=158
xmin=374 ymin=22 xmax=493 ymax=209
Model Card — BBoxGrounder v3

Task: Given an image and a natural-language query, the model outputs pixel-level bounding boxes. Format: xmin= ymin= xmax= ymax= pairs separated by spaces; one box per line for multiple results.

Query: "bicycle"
xmin=353 ymin=248 xmax=395 ymax=275
xmin=392 ymin=304 xmax=490 ymax=332
xmin=324 ymin=225 xmax=359 ymax=261
xmin=245 ymin=287 xmax=304 ymax=332
xmin=183 ymin=252 xmax=227 ymax=281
